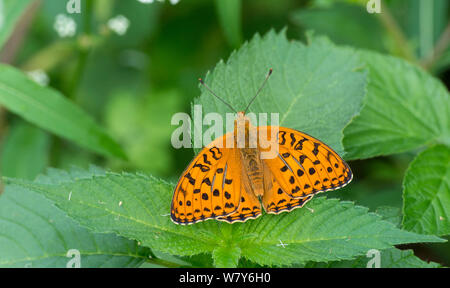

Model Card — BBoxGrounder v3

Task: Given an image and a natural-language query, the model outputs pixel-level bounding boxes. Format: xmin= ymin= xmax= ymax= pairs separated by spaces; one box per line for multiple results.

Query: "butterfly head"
xmin=235 ymin=111 xmax=251 ymax=132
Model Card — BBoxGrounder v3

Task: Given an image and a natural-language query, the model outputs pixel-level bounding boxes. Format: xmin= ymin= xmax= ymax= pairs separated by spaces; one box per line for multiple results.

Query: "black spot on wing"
xmin=290 ymin=133 xmax=296 ymax=147
xmin=184 ymin=172 xmax=195 ymax=185
xmin=294 ymin=138 xmax=308 ymax=151
xmin=202 ymin=154 xmax=212 ymax=165
xmin=209 ymin=147 xmax=222 ymax=160
xmin=312 ymin=142 xmax=320 ymax=156
xmin=279 ymin=131 xmax=287 ymax=145
xmin=202 ymin=178 xmax=212 ymax=186
xmin=299 ymin=155 xmax=307 ymax=164
xmin=193 ymin=162 xmax=210 ymax=172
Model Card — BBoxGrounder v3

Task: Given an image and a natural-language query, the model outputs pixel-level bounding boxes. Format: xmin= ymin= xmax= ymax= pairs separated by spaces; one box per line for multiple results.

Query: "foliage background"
xmin=0 ymin=0 xmax=449 ymax=267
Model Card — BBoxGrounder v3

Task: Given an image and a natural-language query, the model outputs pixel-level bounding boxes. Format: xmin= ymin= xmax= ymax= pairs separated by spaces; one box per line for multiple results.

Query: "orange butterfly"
xmin=171 ymin=69 xmax=352 ymax=224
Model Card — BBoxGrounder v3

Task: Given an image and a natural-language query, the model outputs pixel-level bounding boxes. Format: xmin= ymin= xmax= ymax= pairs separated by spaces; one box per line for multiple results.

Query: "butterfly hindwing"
xmin=261 ymin=161 xmax=313 ymax=213
xmin=260 ymin=127 xmax=352 ymax=199
xmin=217 ymin=165 xmax=262 ymax=223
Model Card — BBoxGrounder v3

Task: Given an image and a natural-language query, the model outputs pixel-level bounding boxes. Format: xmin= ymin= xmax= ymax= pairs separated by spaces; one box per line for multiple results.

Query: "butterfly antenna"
xmin=244 ymin=68 xmax=273 ymax=113
xmin=199 ymin=78 xmax=238 ymax=113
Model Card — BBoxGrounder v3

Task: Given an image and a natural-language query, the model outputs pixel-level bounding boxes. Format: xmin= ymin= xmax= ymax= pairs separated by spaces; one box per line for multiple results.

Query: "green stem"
xmin=68 ymin=0 xmax=94 ymax=101
xmin=421 ymin=22 xmax=450 ymax=70
xmin=83 ymin=0 xmax=93 ymax=35
xmin=377 ymin=2 xmax=417 ymax=63
xmin=49 ymin=135 xmax=63 ymax=167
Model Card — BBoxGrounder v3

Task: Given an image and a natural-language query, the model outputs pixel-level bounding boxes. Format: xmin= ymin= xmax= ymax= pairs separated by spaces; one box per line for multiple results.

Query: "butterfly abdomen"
xmin=240 ymin=148 xmax=265 ymax=197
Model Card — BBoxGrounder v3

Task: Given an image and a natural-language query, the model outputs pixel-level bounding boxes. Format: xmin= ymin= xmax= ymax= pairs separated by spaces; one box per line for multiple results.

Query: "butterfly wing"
xmin=261 ymin=161 xmax=314 ymax=214
xmin=171 ymin=133 xmax=243 ymax=224
xmin=260 ymin=126 xmax=352 ymax=199
xmin=217 ymin=163 xmax=263 ymax=223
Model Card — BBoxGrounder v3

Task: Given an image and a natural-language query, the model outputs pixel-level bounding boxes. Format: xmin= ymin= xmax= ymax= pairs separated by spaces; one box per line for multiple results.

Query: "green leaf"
xmin=237 ymin=197 xmax=443 ymax=266
xmin=403 ymin=145 xmax=450 ymax=236
xmin=343 ymin=50 xmax=450 ymax=160
xmin=0 ymin=184 xmax=150 ymax=267
xmin=375 ymin=206 xmax=402 ymax=228
xmin=6 ymin=168 xmax=444 ymax=267
xmin=0 ymin=64 xmax=126 ymax=159
xmin=0 ymin=0 xmax=33 ymax=49
xmin=194 ymin=30 xmax=366 ymax=157
xmin=215 ymin=0 xmax=242 ymax=48
xmin=1 ymin=121 xmax=49 ymax=179
xmin=305 ymin=248 xmax=441 ymax=268
xmin=212 ymin=245 xmax=241 ymax=268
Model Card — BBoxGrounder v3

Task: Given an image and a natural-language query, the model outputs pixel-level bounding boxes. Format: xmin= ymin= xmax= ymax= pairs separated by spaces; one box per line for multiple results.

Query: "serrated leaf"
xmin=194 ymin=30 xmax=366 ymax=157
xmin=375 ymin=206 xmax=402 ymax=228
xmin=6 ymin=168 xmax=444 ymax=267
xmin=237 ymin=197 xmax=443 ymax=266
xmin=305 ymin=248 xmax=441 ymax=268
xmin=6 ymin=171 xmax=220 ymax=257
xmin=343 ymin=51 xmax=450 ymax=160
xmin=0 ymin=184 xmax=150 ymax=268
xmin=403 ymin=145 xmax=450 ymax=236
xmin=0 ymin=64 xmax=126 ymax=159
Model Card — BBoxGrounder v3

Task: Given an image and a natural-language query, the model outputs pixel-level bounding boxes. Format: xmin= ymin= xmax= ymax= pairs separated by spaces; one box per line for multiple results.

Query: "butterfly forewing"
xmin=260 ymin=127 xmax=352 ymax=199
xmin=171 ymin=133 xmax=242 ymax=224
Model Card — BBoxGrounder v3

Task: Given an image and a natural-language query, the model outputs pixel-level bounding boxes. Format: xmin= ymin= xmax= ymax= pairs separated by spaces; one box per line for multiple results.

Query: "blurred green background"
xmin=0 ymin=0 xmax=449 ymax=266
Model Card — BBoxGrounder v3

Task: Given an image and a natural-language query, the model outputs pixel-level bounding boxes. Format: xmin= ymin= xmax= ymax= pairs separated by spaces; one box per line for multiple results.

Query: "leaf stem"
xmin=145 ymin=257 xmax=186 ymax=268
xmin=377 ymin=2 xmax=417 ymax=63
xmin=420 ymin=22 xmax=450 ymax=70
xmin=68 ymin=0 xmax=94 ymax=101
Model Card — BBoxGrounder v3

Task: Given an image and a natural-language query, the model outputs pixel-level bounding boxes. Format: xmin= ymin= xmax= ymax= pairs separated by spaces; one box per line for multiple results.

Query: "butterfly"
xmin=171 ymin=69 xmax=352 ymax=225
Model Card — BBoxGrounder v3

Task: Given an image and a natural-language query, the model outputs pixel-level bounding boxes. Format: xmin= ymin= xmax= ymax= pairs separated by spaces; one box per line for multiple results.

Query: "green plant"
xmin=1 ymin=28 xmax=448 ymax=267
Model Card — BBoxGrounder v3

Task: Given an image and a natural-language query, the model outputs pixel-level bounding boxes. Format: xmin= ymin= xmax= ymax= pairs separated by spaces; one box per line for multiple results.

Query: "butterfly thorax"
xmin=234 ymin=112 xmax=265 ymax=197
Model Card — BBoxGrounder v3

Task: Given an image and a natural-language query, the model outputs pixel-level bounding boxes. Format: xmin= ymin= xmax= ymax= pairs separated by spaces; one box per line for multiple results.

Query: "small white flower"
xmin=53 ymin=14 xmax=76 ymax=38
xmin=169 ymin=0 xmax=180 ymax=4
xmin=107 ymin=15 xmax=130 ymax=36
xmin=27 ymin=69 xmax=50 ymax=86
